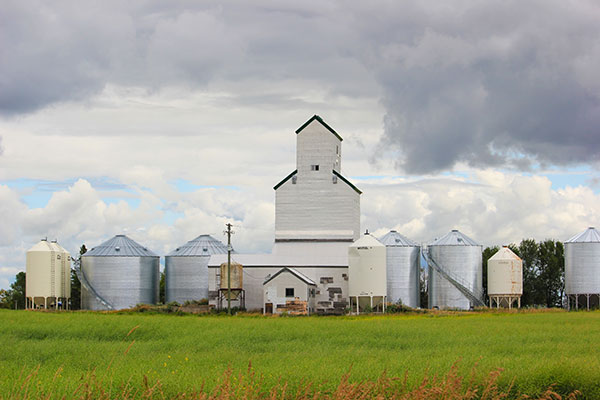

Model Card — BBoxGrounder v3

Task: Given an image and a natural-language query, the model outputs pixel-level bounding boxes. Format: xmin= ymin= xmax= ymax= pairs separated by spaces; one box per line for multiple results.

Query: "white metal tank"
xmin=165 ymin=234 xmax=228 ymax=304
xmin=348 ymin=232 xmax=387 ymax=312
xmin=81 ymin=235 xmax=159 ymax=310
xmin=379 ymin=230 xmax=420 ymax=308
xmin=565 ymin=227 xmax=600 ymax=310
xmin=26 ymin=239 xmax=71 ymax=309
xmin=487 ymin=246 xmax=522 ymax=308
xmin=428 ymin=230 xmax=483 ymax=310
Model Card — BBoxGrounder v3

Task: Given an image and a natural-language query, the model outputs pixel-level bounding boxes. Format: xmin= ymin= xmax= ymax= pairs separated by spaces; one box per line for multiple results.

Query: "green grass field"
xmin=0 ymin=309 xmax=598 ymax=399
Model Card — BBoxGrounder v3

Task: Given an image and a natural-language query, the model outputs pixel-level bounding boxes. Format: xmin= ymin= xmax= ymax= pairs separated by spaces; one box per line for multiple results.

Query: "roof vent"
xmin=203 ymin=247 xmax=208 ymax=252
xmin=115 ymin=246 xmax=120 ymax=251
xmin=143 ymin=247 xmax=147 ymax=251
xmin=390 ymin=230 xmax=397 ymax=233
xmin=175 ymin=248 xmax=180 ymax=252
xmin=451 ymin=229 xmax=458 ymax=232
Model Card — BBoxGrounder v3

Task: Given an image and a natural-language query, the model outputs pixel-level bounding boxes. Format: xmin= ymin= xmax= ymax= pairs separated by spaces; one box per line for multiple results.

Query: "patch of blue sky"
xmin=21 ymin=192 xmax=53 ymax=209
xmin=2 ymin=177 xmax=137 ymax=208
xmin=441 ymin=171 xmax=470 ymax=179
xmin=521 ymin=164 xmax=594 ymax=192
xmin=351 ymin=175 xmax=390 ymax=181
xmin=162 ymin=210 xmax=184 ymax=225
xmin=171 ymin=179 xmax=239 ymax=192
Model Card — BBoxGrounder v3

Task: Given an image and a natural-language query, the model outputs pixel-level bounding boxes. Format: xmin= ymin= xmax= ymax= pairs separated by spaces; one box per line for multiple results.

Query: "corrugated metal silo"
xmin=487 ymin=246 xmax=522 ymax=308
xmin=80 ymin=235 xmax=159 ymax=310
xmin=379 ymin=230 xmax=420 ymax=308
xmin=25 ymin=239 xmax=71 ymax=309
xmin=348 ymin=232 xmax=387 ymax=312
xmin=165 ymin=234 xmax=228 ymax=304
xmin=427 ymin=230 xmax=483 ymax=310
xmin=565 ymin=227 xmax=600 ymax=310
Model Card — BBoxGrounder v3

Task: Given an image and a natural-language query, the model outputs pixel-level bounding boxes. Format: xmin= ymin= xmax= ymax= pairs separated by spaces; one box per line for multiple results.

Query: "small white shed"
xmin=263 ymin=267 xmax=317 ymax=315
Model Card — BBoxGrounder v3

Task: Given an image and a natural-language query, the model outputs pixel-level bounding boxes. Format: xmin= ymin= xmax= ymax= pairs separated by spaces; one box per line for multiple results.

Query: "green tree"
xmin=0 ymin=289 xmax=11 ymax=309
xmin=10 ymin=272 xmax=26 ymax=309
xmin=419 ymin=266 xmax=428 ymax=308
xmin=515 ymin=239 xmax=542 ymax=306
xmin=538 ymin=240 xmax=564 ymax=307
xmin=1 ymin=272 xmax=26 ymax=309
xmin=160 ymin=271 xmax=166 ymax=304
xmin=70 ymin=244 xmax=86 ymax=310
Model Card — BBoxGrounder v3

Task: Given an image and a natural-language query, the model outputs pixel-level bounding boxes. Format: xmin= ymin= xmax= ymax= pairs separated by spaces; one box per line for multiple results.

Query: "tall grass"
xmin=4 ymin=362 xmax=581 ymax=399
xmin=0 ymin=310 xmax=597 ymax=398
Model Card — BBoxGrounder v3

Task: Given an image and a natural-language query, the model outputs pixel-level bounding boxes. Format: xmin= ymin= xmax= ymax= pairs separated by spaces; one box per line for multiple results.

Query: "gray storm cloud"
xmin=367 ymin=1 xmax=600 ymax=173
xmin=1 ymin=1 xmax=599 ymax=172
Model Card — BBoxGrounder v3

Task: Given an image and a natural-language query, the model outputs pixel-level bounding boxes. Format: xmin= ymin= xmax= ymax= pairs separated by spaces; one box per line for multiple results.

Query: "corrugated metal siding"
xmin=565 ymin=242 xmax=600 ymax=294
xmin=386 ymin=246 xmax=420 ymax=308
xmin=165 ymin=256 xmax=210 ymax=304
xmin=81 ymin=256 xmax=159 ymax=310
xmin=379 ymin=231 xmax=420 ymax=308
xmin=428 ymin=245 xmax=482 ymax=310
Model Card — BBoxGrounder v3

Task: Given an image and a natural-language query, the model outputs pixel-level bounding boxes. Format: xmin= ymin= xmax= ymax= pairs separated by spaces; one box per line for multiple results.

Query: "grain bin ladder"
xmin=73 ymin=259 xmax=114 ymax=310
xmin=422 ymin=247 xmax=486 ymax=307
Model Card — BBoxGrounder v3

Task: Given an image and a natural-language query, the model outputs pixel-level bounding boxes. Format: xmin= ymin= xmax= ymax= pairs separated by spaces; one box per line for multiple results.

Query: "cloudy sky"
xmin=1 ymin=1 xmax=600 ymax=289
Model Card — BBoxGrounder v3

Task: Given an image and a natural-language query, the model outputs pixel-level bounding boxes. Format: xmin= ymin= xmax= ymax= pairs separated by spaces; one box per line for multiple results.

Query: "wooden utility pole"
xmin=224 ymin=223 xmax=234 ymax=315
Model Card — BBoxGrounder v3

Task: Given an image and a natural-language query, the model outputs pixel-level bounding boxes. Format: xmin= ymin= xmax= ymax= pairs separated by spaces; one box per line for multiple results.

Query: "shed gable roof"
xmin=295 ymin=115 xmax=343 ymax=141
xmin=263 ymin=267 xmax=317 ymax=286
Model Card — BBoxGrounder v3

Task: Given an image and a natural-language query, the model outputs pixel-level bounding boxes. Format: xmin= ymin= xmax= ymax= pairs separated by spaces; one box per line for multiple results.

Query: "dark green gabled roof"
xmin=295 ymin=115 xmax=343 ymax=141
xmin=333 ymin=170 xmax=362 ymax=194
xmin=273 ymin=169 xmax=297 ymax=190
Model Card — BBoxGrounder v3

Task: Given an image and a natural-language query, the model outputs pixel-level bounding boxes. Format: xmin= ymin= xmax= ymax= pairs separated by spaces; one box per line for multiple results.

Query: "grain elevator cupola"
xmin=273 ymin=115 xmax=361 ymax=244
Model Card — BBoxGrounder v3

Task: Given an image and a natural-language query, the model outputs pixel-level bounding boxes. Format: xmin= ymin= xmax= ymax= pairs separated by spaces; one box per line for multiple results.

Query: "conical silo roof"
xmin=566 ymin=227 xmax=600 ymax=243
xmin=350 ymin=232 xmax=384 ymax=248
xmin=166 ymin=234 xmax=229 ymax=256
xmin=379 ymin=230 xmax=419 ymax=247
xmin=27 ymin=239 xmax=57 ymax=253
xmin=430 ymin=229 xmax=479 ymax=246
xmin=83 ymin=235 xmax=158 ymax=257
xmin=489 ymin=246 xmax=521 ymax=261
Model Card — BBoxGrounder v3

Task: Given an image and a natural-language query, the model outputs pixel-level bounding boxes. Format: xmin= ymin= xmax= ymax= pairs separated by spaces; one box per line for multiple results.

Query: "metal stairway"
xmin=73 ymin=259 xmax=114 ymax=310
xmin=422 ymin=247 xmax=486 ymax=307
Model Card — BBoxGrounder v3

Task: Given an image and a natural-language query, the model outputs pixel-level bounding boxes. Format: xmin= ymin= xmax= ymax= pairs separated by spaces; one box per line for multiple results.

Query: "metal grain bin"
xmin=379 ymin=230 xmax=420 ymax=308
xmin=81 ymin=235 xmax=159 ymax=310
xmin=427 ymin=230 xmax=483 ymax=310
xmin=565 ymin=227 xmax=600 ymax=310
xmin=165 ymin=234 xmax=228 ymax=304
